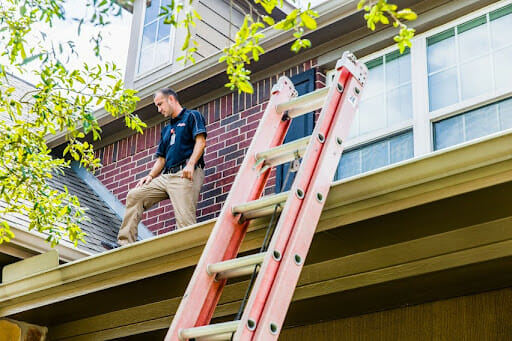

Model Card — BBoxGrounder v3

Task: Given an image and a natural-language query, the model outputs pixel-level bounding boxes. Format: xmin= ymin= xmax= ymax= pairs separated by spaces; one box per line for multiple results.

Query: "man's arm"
xmin=182 ymin=133 xmax=206 ymax=180
xmin=137 ymin=156 xmax=166 ymax=187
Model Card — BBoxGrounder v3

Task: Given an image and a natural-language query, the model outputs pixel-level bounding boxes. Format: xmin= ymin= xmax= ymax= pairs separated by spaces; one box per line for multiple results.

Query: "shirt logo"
xmin=177 ymin=123 xmax=186 ymax=127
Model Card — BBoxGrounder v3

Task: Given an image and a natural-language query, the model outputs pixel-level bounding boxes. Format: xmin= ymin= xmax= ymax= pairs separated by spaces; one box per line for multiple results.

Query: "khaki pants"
xmin=117 ymin=168 xmax=205 ymax=245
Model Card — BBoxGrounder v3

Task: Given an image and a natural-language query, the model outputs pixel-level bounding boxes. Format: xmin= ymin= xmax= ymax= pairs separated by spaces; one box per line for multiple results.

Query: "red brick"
xmin=240 ymin=105 xmax=261 ymax=119
xmin=201 ymin=203 xmax=221 ymax=215
xmin=205 ymin=172 xmax=222 ymax=183
xmin=225 ymin=134 xmax=244 ymax=146
xmin=130 ymin=165 xmax=147 ymax=176
xmin=240 ymin=121 xmax=259 ymax=134
xmin=114 ymin=170 xmax=131 ymax=181
xmin=222 ymin=166 xmax=239 ymax=177
xmin=113 ymin=185 xmax=128 ymax=195
xmin=217 ymin=174 xmax=235 ymax=186
xmin=208 ymin=125 xmax=226 ymax=138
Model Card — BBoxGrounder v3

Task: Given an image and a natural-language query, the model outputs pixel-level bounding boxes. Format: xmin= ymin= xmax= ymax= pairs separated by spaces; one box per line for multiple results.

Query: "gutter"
xmin=4 ymin=129 xmax=512 ymax=316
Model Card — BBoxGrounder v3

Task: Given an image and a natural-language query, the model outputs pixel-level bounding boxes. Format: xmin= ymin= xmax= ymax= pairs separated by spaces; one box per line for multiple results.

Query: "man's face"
xmin=154 ymin=92 xmax=174 ymax=117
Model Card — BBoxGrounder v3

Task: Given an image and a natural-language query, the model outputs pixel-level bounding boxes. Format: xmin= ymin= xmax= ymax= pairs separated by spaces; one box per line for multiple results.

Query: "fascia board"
xmin=6 ymin=129 xmax=512 ymax=317
xmin=3 ymin=225 xmax=91 ymax=263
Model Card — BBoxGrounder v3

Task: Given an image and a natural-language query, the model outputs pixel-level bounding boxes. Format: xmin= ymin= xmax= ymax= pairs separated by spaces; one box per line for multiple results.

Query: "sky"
xmin=9 ymin=0 xmax=132 ymax=85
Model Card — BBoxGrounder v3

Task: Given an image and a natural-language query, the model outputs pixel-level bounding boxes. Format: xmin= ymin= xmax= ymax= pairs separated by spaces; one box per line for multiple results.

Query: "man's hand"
xmin=182 ymin=163 xmax=195 ymax=180
xmin=137 ymin=175 xmax=153 ymax=187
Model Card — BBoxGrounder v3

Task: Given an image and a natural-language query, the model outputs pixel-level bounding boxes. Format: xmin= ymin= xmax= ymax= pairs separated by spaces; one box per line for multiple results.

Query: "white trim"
xmin=7 ymin=225 xmax=91 ymax=262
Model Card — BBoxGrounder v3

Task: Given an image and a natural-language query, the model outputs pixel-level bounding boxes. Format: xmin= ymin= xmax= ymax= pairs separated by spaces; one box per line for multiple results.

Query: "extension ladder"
xmin=165 ymin=52 xmax=368 ymax=340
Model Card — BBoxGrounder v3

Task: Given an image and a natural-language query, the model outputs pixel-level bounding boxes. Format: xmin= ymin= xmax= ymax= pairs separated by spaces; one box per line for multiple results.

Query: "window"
xmin=351 ymin=50 xmax=412 ymax=138
xmin=433 ymin=96 xmax=512 ymax=150
xmin=137 ymin=0 xmax=173 ymax=74
xmin=337 ymin=131 xmax=413 ymax=179
xmin=427 ymin=4 xmax=512 ymax=112
xmin=333 ymin=49 xmax=414 ymax=180
xmin=332 ymin=1 xmax=512 ymax=180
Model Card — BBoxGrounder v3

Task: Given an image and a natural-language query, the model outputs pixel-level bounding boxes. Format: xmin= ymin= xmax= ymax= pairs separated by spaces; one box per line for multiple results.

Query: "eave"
xmin=5 ymin=129 xmax=512 ymax=321
xmin=0 ymin=225 xmax=91 ymax=263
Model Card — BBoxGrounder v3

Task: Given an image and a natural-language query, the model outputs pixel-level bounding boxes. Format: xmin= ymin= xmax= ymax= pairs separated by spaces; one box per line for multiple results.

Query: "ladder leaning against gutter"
xmin=165 ymin=51 xmax=368 ymax=341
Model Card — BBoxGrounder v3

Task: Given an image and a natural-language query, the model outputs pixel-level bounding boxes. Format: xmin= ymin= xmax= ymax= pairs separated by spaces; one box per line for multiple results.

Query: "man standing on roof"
xmin=102 ymin=88 xmax=207 ymax=249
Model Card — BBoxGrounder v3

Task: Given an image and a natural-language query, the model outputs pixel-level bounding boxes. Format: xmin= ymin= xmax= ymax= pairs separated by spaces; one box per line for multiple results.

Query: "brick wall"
xmin=95 ymin=59 xmax=324 ymax=235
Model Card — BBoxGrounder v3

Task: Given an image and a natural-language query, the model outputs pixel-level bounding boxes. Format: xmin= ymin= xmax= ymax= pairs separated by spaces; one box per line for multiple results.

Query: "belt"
xmin=163 ymin=163 xmax=204 ymax=174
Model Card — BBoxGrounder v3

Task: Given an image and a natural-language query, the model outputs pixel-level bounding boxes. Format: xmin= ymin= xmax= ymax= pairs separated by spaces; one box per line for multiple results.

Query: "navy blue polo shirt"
xmin=155 ymin=108 xmax=207 ymax=170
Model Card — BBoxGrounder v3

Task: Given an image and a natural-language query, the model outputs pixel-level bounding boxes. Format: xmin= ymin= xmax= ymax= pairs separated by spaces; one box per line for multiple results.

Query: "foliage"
xmin=161 ymin=0 xmax=202 ymax=65
xmin=358 ymin=0 xmax=417 ymax=53
xmin=162 ymin=0 xmax=416 ymax=94
xmin=0 ymin=0 xmax=144 ymax=246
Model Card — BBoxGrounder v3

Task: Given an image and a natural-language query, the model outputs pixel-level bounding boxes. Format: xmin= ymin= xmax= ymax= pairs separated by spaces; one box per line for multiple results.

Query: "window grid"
xmin=136 ymin=0 xmax=173 ymax=75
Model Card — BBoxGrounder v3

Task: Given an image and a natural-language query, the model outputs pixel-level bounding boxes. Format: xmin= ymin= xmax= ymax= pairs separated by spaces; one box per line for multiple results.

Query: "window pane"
xmin=157 ymin=16 xmax=170 ymax=41
xmin=359 ymin=95 xmax=385 ymax=134
xmin=364 ymin=62 xmax=384 ymax=98
xmin=457 ymin=17 xmax=489 ymax=62
xmin=387 ymin=84 xmax=412 ymax=125
xmin=499 ymin=97 xmax=512 ymax=130
xmin=362 ymin=140 xmax=388 ymax=173
xmin=337 ymin=150 xmax=361 ymax=179
xmin=138 ymin=47 xmax=154 ymax=73
xmin=490 ymin=5 xmax=512 ymax=49
xmin=460 ymin=56 xmax=492 ymax=100
xmin=493 ymin=46 xmax=512 ymax=90
xmin=141 ymin=21 xmax=157 ymax=50
xmin=386 ymin=52 xmax=411 ymax=88
xmin=429 ymin=67 xmax=458 ymax=111
xmin=427 ymin=32 xmax=456 ymax=73
xmin=433 ymin=115 xmax=464 ymax=150
xmin=465 ymin=105 xmax=498 ymax=140
xmin=390 ymin=132 xmax=414 ymax=163
xmin=154 ymin=38 xmax=171 ymax=66
xmin=144 ymin=0 xmax=160 ymax=24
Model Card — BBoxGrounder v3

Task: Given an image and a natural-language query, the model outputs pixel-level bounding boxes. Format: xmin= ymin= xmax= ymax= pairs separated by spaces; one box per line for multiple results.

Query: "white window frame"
xmin=134 ymin=0 xmax=176 ymax=79
xmin=327 ymin=0 xmax=512 ymax=165
xmin=422 ymin=0 xmax=512 ymax=150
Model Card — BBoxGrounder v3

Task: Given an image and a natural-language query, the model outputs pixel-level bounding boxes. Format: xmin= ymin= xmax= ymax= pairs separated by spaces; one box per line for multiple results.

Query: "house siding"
xmin=95 ymin=59 xmax=324 ymax=235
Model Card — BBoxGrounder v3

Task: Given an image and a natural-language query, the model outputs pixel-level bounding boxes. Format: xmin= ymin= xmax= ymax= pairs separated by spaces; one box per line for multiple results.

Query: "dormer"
xmin=124 ymin=0 xmax=292 ymax=91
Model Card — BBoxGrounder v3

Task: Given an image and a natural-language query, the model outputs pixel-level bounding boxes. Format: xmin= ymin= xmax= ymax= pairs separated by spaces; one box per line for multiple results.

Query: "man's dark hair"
xmin=155 ymin=88 xmax=179 ymax=101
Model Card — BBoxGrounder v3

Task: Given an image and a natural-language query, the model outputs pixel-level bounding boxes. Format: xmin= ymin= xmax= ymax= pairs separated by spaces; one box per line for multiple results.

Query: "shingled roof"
xmin=46 ymin=166 xmax=122 ymax=253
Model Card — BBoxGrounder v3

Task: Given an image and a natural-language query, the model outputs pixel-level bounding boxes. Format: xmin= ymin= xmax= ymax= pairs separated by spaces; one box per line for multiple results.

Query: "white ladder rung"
xmin=179 ymin=321 xmax=239 ymax=340
xmin=255 ymin=136 xmax=310 ymax=167
xmin=276 ymin=87 xmax=328 ymax=119
xmin=197 ymin=332 xmax=235 ymax=340
xmin=231 ymin=192 xmax=289 ymax=216
xmin=207 ymin=253 xmax=266 ymax=278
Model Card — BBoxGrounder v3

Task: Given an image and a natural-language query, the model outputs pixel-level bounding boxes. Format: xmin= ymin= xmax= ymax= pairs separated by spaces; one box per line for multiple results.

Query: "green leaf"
xmin=262 ymin=16 xmax=275 ymax=26
xmin=300 ymin=12 xmax=317 ymax=30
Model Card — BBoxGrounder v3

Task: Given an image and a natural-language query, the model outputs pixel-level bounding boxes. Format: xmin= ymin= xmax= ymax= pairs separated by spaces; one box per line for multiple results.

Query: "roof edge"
xmin=3 ymin=129 xmax=512 ymax=316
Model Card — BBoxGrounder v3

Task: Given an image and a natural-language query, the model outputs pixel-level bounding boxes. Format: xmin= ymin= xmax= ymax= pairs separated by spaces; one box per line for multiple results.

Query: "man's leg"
xmin=118 ymin=176 xmax=169 ymax=245
xmin=167 ymin=168 xmax=205 ymax=229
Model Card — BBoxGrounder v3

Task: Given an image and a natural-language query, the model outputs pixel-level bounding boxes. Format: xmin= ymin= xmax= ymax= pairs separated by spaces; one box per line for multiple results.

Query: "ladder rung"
xmin=179 ymin=321 xmax=239 ymax=340
xmin=197 ymin=332 xmax=235 ymax=340
xmin=207 ymin=252 xmax=266 ymax=277
xmin=255 ymin=136 xmax=310 ymax=167
xmin=240 ymin=204 xmax=284 ymax=222
xmin=216 ymin=264 xmax=261 ymax=280
xmin=231 ymin=192 xmax=289 ymax=216
xmin=276 ymin=87 xmax=328 ymax=118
